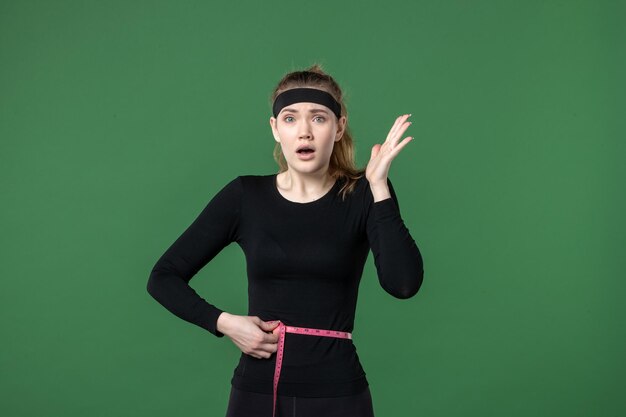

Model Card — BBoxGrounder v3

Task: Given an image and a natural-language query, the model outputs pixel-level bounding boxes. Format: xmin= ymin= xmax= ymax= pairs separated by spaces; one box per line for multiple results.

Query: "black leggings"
xmin=225 ymin=385 xmax=375 ymax=417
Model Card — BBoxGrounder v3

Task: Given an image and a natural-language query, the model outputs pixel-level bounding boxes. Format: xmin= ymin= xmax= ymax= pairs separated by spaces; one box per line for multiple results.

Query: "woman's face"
xmin=270 ymin=101 xmax=346 ymax=174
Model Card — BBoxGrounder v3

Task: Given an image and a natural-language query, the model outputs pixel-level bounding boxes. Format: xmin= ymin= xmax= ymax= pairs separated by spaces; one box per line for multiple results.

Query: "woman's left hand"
xmin=365 ymin=114 xmax=414 ymax=186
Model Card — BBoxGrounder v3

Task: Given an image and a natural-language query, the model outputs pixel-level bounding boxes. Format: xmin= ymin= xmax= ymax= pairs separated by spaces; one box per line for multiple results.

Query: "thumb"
xmin=370 ymin=143 xmax=381 ymax=160
xmin=261 ymin=320 xmax=281 ymax=330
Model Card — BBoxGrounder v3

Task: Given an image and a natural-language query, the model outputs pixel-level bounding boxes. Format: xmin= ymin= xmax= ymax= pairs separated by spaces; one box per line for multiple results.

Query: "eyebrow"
xmin=281 ymin=108 xmax=329 ymax=115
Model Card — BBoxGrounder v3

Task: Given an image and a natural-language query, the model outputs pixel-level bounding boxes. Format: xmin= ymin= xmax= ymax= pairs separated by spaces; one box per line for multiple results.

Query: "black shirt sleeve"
xmin=366 ymin=177 xmax=424 ymax=299
xmin=147 ymin=176 xmax=243 ymax=337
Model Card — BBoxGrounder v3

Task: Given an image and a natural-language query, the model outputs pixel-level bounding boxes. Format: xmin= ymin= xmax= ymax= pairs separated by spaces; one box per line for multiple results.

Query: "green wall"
xmin=1 ymin=1 xmax=624 ymax=416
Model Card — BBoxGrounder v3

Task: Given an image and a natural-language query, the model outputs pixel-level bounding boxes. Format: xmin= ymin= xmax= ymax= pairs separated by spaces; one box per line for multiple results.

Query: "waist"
xmin=231 ymin=321 xmax=367 ymax=399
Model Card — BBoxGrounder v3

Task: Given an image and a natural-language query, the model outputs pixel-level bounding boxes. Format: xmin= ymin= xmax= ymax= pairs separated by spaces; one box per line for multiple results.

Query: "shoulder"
xmin=236 ymin=173 xmax=274 ymax=189
xmin=223 ymin=173 xmax=281 ymax=200
xmin=332 ymin=175 xmax=371 ymax=207
xmin=350 ymin=174 xmax=394 ymax=189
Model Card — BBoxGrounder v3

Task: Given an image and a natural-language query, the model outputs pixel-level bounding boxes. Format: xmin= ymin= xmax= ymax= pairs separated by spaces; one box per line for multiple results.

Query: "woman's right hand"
xmin=217 ymin=312 xmax=280 ymax=359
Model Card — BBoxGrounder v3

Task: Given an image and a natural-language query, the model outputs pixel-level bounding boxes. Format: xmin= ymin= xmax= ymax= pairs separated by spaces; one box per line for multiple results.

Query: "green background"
xmin=1 ymin=1 xmax=624 ymax=416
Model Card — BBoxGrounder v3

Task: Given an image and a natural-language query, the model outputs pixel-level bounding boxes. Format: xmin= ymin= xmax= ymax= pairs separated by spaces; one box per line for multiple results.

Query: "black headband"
xmin=272 ymin=87 xmax=342 ymax=119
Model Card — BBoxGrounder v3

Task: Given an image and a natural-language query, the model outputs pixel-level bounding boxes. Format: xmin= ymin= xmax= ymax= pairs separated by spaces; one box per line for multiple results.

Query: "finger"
xmin=262 ymin=334 xmax=278 ymax=344
xmin=260 ymin=342 xmax=278 ymax=354
xmin=387 ymin=114 xmax=412 ymax=143
xmin=370 ymin=143 xmax=381 ymax=161
xmin=390 ymin=137 xmax=414 ymax=157
xmin=260 ymin=320 xmax=280 ymax=331
xmin=385 ymin=115 xmax=404 ymax=142
xmin=390 ymin=118 xmax=413 ymax=146
xmin=249 ymin=346 xmax=273 ymax=359
xmin=394 ymin=114 xmax=411 ymax=126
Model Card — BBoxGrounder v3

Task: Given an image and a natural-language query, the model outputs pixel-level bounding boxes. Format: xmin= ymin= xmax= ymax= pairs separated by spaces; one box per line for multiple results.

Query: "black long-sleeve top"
xmin=147 ymin=173 xmax=424 ymax=397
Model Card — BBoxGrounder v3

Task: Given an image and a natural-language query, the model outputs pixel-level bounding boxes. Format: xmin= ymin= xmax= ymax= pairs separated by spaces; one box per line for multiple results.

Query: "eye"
xmin=284 ymin=116 xmax=294 ymax=122
xmin=314 ymin=116 xmax=326 ymax=122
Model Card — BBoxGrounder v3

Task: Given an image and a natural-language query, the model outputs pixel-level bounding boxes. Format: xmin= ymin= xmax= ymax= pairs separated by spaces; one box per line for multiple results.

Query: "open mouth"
xmin=296 ymin=147 xmax=316 ymax=159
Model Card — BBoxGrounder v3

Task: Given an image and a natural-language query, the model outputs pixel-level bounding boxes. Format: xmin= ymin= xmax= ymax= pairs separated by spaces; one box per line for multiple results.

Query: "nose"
xmin=298 ymin=121 xmax=312 ymax=139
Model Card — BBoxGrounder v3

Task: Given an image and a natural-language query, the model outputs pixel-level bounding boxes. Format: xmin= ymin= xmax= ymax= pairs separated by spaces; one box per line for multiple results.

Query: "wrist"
xmin=370 ymin=183 xmax=391 ymax=202
xmin=217 ymin=312 xmax=233 ymax=335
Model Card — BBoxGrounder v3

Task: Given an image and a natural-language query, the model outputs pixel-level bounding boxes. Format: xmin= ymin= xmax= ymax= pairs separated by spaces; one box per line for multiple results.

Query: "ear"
xmin=335 ymin=116 xmax=346 ymax=142
xmin=269 ymin=117 xmax=281 ymax=143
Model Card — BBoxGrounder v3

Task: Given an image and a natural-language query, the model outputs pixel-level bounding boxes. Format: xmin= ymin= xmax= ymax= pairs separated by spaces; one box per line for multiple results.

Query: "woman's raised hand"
xmin=365 ymin=114 xmax=414 ymax=186
xmin=217 ymin=312 xmax=281 ymax=359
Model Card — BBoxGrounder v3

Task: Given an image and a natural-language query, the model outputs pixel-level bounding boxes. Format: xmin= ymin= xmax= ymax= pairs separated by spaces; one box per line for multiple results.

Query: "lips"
xmin=296 ymin=148 xmax=315 ymax=160
xmin=296 ymin=145 xmax=315 ymax=153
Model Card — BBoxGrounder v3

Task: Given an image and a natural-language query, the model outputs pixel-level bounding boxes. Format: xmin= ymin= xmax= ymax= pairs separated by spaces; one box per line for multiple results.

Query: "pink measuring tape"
xmin=271 ymin=321 xmax=352 ymax=417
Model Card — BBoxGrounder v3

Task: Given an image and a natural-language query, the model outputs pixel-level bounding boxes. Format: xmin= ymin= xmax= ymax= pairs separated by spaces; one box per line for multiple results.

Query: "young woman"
xmin=147 ymin=64 xmax=425 ymax=417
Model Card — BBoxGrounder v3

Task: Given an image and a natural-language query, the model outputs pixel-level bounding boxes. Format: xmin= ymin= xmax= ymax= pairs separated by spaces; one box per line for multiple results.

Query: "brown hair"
xmin=268 ymin=63 xmax=366 ymax=201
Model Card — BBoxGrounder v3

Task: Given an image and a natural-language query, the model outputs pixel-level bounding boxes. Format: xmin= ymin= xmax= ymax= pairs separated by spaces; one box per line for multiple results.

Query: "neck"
xmin=279 ymin=169 xmax=335 ymax=194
